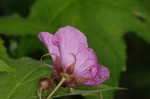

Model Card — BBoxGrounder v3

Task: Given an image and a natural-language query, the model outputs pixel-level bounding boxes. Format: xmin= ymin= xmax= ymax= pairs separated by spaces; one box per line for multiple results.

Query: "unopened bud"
xmin=39 ymin=77 xmax=51 ymax=91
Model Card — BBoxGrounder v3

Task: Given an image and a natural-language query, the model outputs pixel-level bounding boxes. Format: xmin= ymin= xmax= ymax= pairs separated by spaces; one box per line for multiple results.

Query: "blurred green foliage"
xmin=0 ymin=0 xmax=149 ymax=99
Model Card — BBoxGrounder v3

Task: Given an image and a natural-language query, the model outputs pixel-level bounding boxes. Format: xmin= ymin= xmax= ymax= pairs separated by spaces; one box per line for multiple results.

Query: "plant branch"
xmin=46 ymin=77 xmax=66 ymax=99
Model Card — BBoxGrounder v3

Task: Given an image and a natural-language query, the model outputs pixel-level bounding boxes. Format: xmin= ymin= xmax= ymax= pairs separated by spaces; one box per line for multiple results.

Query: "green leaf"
xmin=118 ymin=0 xmax=150 ymax=43
xmin=0 ymin=57 xmax=51 ymax=99
xmin=0 ymin=39 xmax=13 ymax=72
xmin=0 ymin=60 xmax=14 ymax=72
xmin=0 ymin=39 xmax=8 ymax=57
xmin=74 ymin=84 xmax=126 ymax=99
xmin=54 ymin=84 xmax=126 ymax=98
xmin=0 ymin=15 xmax=48 ymax=36
xmin=0 ymin=0 xmax=149 ymax=43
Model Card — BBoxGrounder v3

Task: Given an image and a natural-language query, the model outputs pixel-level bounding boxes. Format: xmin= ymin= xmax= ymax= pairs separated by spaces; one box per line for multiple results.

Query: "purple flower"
xmin=38 ymin=26 xmax=109 ymax=87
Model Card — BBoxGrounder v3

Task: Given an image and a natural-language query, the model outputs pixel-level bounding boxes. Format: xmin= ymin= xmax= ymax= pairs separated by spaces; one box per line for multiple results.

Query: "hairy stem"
xmin=99 ymin=90 xmax=103 ymax=99
xmin=37 ymin=88 xmax=42 ymax=99
xmin=46 ymin=77 xmax=66 ymax=99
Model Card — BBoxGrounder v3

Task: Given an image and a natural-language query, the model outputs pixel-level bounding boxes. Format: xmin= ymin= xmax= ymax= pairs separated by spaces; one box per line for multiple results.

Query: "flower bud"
xmin=39 ymin=77 xmax=51 ymax=91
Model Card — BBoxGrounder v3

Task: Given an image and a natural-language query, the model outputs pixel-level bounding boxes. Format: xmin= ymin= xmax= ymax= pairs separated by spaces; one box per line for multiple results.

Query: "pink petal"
xmin=98 ymin=66 xmax=110 ymax=83
xmin=54 ymin=26 xmax=88 ymax=67
xmin=38 ymin=32 xmax=60 ymax=61
xmin=83 ymin=65 xmax=110 ymax=86
xmin=74 ymin=47 xmax=98 ymax=77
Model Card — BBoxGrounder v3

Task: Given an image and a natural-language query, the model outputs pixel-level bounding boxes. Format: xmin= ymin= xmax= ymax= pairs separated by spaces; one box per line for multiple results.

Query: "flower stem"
xmin=37 ymin=88 xmax=42 ymax=99
xmin=99 ymin=90 xmax=103 ymax=99
xmin=46 ymin=77 xmax=66 ymax=99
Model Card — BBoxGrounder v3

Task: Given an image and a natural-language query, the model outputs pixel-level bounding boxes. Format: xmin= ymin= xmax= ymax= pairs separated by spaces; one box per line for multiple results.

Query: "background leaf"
xmin=0 ymin=15 xmax=47 ymax=36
